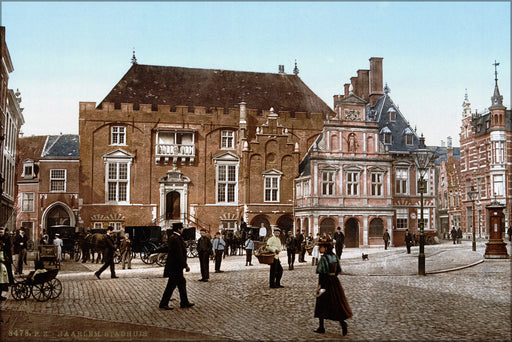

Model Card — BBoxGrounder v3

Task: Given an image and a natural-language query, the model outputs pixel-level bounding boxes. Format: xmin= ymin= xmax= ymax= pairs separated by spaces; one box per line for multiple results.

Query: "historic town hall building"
xmin=78 ymin=59 xmax=332 ymax=235
xmin=294 ymin=58 xmax=437 ymax=247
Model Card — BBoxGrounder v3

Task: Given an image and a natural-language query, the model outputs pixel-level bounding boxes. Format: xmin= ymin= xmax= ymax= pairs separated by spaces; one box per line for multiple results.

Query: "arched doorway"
xmin=277 ymin=216 xmax=293 ymax=244
xmin=303 ymin=218 xmax=309 ymax=235
xmin=319 ymin=218 xmax=336 ymax=237
xmin=46 ymin=205 xmax=71 ymax=227
xmin=369 ymin=218 xmax=384 ymax=238
xmin=344 ymin=218 xmax=359 ymax=247
xmin=166 ymin=191 xmax=180 ymax=220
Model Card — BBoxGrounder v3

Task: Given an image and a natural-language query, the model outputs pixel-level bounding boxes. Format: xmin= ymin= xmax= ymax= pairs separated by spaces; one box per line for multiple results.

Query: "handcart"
xmin=39 ymin=244 xmax=60 ymax=269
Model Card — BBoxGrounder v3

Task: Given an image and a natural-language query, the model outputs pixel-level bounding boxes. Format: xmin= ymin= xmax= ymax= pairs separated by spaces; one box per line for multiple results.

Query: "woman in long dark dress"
xmin=314 ymin=238 xmax=352 ymax=335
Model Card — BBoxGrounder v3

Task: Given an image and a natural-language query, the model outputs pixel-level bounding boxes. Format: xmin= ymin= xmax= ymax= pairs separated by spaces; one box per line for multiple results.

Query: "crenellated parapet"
xmin=79 ymin=101 xmax=325 ymax=130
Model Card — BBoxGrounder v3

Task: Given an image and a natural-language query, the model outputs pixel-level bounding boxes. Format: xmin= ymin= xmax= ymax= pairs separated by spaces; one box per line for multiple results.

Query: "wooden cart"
xmin=39 ymin=245 xmax=60 ymax=269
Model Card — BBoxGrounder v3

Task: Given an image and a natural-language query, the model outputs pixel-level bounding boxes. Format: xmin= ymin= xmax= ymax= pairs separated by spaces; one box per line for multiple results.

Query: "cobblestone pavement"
xmin=1 ymin=240 xmax=510 ymax=342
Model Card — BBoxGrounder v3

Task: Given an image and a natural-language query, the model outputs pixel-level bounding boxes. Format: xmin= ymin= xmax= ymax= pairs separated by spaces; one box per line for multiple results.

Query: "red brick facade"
xmin=78 ymin=64 xmax=330 ymax=235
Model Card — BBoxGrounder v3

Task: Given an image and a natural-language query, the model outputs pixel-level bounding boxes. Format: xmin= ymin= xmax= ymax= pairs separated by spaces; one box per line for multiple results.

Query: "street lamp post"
xmin=411 ymin=134 xmax=437 ymax=276
xmin=467 ymin=186 xmax=478 ymax=252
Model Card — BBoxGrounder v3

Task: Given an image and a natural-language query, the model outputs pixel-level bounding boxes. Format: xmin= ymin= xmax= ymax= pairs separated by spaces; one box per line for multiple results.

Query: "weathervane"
xmin=493 ymin=60 xmax=499 ymax=82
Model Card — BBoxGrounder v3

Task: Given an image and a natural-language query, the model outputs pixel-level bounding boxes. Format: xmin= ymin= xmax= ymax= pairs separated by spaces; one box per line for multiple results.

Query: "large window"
xmin=322 ymin=171 xmax=336 ymax=196
xmin=111 ymin=126 xmax=126 ymax=145
xmin=22 ymin=192 xmax=34 ymax=212
xmin=371 ymin=172 xmax=383 ymax=196
xmin=396 ymin=208 xmax=408 ymax=229
xmin=107 ymin=162 xmax=129 ymax=203
xmin=346 ymin=171 xmax=359 ymax=196
xmin=493 ymin=175 xmax=504 ymax=196
xmin=304 ymin=180 xmax=310 ymax=197
xmin=50 ymin=169 xmax=66 ymax=192
xmin=264 ymin=176 xmax=280 ymax=202
xmin=395 ymin=168 xmax=408 ymax=195
xmin=217 ymin=164 xmax=237 ymax=203
xmin=221 ymin=130 xmax=234 ymax=149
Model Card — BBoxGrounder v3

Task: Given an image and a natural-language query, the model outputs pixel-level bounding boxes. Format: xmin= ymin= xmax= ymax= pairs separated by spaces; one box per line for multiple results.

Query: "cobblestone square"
xmin=1 ymin=241 xmax=510 ymax=342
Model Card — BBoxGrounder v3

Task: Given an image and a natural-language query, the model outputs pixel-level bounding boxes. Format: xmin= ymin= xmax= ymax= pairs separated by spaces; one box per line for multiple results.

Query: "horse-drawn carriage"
xmin=124 ymin=226 xmax=163 ymax=264
xmin=73 ymin=228 xmax=123 ymax=263
xmin=147 ymin=226 xmax=198 ymax=266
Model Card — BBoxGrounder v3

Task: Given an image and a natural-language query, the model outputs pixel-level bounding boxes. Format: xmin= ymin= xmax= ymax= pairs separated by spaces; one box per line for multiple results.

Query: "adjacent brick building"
xmin=16 ymin=134 xmax=79 ymax=243
xmin=459 ymin=70 xmax=511 ymax=238
xmin=78 ymin=61 xmax=331 ymax=235
xmin=295 ymin=58 xmax=438 ymax=247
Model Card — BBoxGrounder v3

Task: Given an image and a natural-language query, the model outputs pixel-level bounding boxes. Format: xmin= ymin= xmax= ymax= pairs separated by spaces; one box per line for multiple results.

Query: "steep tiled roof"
xmin=16 ymin=135 xmax=48 ymax=181
xmin=373 ymin=94 xmax=420 ymax=152
xmin=41 ymin=134 xmax=79 ymax=158
xmin=99 ymin=64 xmax=335 ymax=117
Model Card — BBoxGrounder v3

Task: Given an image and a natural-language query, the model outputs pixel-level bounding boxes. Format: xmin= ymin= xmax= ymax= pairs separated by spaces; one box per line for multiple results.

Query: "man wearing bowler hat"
xmin=159 ymin=222 xmax=194 ymax=310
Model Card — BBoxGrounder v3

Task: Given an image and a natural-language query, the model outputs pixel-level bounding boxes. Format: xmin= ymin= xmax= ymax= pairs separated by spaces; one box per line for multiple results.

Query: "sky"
xmin=1 ymin=1 xmax=510 ymax=147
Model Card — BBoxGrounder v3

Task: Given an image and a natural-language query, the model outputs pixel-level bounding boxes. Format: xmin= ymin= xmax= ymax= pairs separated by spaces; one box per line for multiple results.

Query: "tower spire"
xmin=490 ymin=60 xmax=503 ymax=108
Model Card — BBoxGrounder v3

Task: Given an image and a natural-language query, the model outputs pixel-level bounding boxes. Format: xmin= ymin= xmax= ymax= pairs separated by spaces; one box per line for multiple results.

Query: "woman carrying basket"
xmin=313 ymin=238 xmax=352 ymax=335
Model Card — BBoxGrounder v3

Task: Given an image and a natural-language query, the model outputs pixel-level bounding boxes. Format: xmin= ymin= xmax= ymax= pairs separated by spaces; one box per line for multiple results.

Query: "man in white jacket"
xmin=266 ymin=228 xmax=284 ymax=288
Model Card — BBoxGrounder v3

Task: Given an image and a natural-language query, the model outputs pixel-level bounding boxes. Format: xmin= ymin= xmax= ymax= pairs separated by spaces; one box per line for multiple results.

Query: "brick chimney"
xmin=278 ymin=65 xmax=285 ymax=74
xmin=369 ymin=57 xmax=384 ymax=107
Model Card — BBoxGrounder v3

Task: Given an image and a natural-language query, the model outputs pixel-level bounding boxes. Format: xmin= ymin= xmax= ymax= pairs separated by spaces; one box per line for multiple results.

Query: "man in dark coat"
xmin=456 ymin=227 xmax=463 ymax=244
xmin=159 ymin=223 xmax=194 ymax=310
xmin=13 ymin=228 xmax=28 ymax=275
xmin=333 ymin=227 xmax=345 ymax=259
xmin=508 ymin=227 xmax=512 ymax=242
xmin=382 ymin=229 xmax=390 ymax=250
xmin=296 ymin=229 xmax=306 ymax=262
xmin=450 ymin=227 xmax=457 ymax=244
xmin=94 ymin=226 xmax=118 ymax=279
xmin=196 ymin=228 xmax=212 ymax=282
xmin=405 ymin=229 xmax=413 ymax=254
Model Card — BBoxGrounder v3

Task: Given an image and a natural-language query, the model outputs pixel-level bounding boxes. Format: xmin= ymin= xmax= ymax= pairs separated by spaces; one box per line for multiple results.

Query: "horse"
xmin=78 ymin=233 xmax=113 ymax=263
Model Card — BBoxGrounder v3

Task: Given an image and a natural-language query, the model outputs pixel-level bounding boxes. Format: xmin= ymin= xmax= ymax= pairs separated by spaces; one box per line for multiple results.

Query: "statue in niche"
xmin=347 ymin=133 xmax=358 ymax=153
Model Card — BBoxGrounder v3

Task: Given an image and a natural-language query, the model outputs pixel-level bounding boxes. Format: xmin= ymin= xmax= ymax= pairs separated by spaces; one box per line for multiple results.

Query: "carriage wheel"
xmin=11 ymin=283 xmax=30 ymax=301
xmin=155 ymin=253 xmax=167 ymax=266
xmin=46 ymin=278 xmax=62 ymax=299
xmin=141 ymin=244 xmax=156 ymax=264
xmin=31 ymin=283 xmax=51 ymax=302
xmin=187 ymin=241 xmax=198 ymax=258
xmin=113 ymin=250 xmax=122 ymax=264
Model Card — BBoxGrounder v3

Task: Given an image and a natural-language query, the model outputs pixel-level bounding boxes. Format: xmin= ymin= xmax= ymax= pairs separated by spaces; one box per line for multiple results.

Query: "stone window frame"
xmin=394 ymin=166 xmax=410 ymax=196
xmin=105 ymin=160 xmax=131 ymax=204
xmin=111 ymin=126 xmax=126 ymax=146
xmin=321 ymin=170 xmax=337 ymax=197
xmin=370 ymin=171 xmax=384 ymax=197
xmin=21 ymin=192 xmax=35 ymax=212
xmin=263 ymin=174 xmax=281 ymax=203
xmin=50 ymin=169 xmax=66 ymax=192
xmin=216 ymin=163 xmax=238 ymax=204
xmin=221 ymin=130 xmax=235 ymax=150
xmin=345 ymin=169 xmax=361 ymax=197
